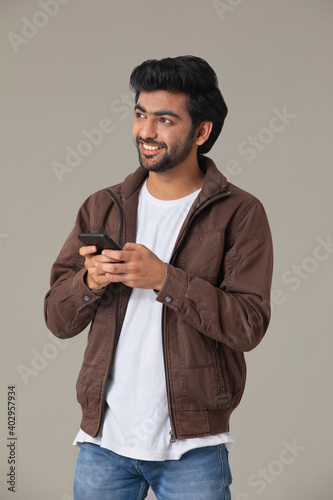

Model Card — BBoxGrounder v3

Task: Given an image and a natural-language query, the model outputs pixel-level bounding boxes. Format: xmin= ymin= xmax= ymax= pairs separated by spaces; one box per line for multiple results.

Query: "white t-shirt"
xmin=74 ymin=180 xmax=234 ymax=460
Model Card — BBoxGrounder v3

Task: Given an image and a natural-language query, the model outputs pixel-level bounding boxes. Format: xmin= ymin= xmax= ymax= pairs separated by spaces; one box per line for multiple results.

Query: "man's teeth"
xmin=143 ymin=143 xmax=162 ymax=151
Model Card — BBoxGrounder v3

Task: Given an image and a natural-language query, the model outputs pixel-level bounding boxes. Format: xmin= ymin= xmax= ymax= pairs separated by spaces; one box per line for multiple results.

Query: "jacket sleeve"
xmin=155 ymin=200 xmax=273 ymax=352
xmin=44 ymin=198 xmax=106 ymax=339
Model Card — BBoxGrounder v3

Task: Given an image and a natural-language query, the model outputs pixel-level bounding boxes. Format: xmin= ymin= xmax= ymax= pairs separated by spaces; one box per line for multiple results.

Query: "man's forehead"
xmin=135 ymin=90 xmax=190 ymax=115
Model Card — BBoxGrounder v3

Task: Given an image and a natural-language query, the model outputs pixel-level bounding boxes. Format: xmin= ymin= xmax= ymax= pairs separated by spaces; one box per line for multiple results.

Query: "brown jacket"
xmin=44 ymin=157 xmax=273 ymax=439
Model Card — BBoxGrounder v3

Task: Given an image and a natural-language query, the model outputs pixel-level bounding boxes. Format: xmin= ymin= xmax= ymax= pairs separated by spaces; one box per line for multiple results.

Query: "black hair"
xmin=129 ymin=55 xmax=228 ymax=155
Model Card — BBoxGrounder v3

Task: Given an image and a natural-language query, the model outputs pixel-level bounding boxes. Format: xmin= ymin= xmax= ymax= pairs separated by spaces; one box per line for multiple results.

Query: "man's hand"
xmin=79 ymin=245 xmax=120 ymax=291
xmin=94 ymin=242 xmax=167 ymax=291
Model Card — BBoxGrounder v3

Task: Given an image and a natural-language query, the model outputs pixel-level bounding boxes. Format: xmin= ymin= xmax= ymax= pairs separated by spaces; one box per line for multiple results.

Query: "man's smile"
xmin=143 ymin=143 xmax=163 ymax=151
xmin=139 ymin=141 xmax=165 ymax=156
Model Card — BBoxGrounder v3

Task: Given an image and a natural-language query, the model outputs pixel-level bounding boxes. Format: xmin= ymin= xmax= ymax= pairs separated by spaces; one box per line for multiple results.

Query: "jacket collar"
xmin=197 ymin=156 xmax=229 ymax=202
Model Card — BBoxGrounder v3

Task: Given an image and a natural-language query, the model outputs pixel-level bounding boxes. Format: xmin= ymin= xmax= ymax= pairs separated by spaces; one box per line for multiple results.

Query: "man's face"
xmin=132 ymin=90 xmax=197 ymax=173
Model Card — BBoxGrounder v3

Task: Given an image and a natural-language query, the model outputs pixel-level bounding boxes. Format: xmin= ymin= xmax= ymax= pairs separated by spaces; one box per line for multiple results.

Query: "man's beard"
xmin=135 ymin=127 xmax=195 ymax=174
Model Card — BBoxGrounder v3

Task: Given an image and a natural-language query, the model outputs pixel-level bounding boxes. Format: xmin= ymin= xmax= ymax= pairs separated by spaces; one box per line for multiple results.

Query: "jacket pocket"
xmin=76 ymin=362 xmax=101 ymax=409
xmin=213 ymin=340 xmax=232 ymax=408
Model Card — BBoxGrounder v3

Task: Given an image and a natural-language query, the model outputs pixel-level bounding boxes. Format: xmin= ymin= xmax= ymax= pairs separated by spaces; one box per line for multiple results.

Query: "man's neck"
xmin=146 ymin=159 xmax=205 ymax=201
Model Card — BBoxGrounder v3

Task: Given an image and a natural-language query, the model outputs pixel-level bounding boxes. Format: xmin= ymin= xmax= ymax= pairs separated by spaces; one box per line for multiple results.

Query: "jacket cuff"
xmin=71 ymin=268 xmax=106 ymax=306
xmin=155 ymin=264 xmax=187 ymax=309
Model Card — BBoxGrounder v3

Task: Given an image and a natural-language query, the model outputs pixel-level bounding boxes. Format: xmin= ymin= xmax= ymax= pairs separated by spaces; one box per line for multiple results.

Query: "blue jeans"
xmin=73 ymin=443 xmax=232 ymax=500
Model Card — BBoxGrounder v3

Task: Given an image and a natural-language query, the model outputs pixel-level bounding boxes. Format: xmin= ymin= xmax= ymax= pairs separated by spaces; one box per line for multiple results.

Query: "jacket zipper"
xmin=164 ymin=188 xmax=230 ymax=440
xmin=162 ymin=304 xmax=177 ymax=443
xmin=96 ymin=189 xmax=124 ymax=435
xmin=169 ymin=430 xmax=176 ymax=443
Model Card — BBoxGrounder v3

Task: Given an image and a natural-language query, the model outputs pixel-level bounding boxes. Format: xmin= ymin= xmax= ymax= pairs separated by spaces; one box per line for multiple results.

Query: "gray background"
xmin=1 ymin=0 xmax=332 ymax=498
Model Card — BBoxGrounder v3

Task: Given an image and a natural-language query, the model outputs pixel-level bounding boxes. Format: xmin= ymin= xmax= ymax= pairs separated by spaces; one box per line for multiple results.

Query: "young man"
xmin=44 ymin=56 xmax=273 ymax=500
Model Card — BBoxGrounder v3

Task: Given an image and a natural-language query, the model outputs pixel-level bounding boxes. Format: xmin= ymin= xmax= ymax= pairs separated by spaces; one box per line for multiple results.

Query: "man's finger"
xmin=79 ymin=245 xmax=97 ymax=256
xmin=96 ymin=261 xmax=127 ymax=274
xmin=105 ymin=272 xmax=126 ymax=283
xmin=101 ymin=249 xmax=130 ymax=262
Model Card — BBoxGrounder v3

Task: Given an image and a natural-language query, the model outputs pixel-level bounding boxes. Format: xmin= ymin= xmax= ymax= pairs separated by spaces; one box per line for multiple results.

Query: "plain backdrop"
xmin=1 ymin=1 xmax=332 ymax=499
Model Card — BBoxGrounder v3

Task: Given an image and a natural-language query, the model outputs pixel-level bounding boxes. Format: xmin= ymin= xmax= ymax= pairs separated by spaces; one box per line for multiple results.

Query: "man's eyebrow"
xmin=135 ymin=104 xmax=181 ymax=120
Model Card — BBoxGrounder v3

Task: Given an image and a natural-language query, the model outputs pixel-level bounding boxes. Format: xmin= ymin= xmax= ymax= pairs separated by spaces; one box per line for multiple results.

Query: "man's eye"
xmin=161 ymin=117 xmax=172 ymax=124
xmin=136 ymin=112 xmax=145 ymax=118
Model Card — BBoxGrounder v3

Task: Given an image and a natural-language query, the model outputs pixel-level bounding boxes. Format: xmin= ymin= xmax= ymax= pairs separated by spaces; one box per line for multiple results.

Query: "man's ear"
xmin=194 ymin=121 xmax=213 ymax=146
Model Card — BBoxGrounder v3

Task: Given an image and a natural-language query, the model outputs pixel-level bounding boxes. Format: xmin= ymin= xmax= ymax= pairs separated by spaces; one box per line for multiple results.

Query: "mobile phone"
xmin=78 ymin=233 xmax=122 ymax=254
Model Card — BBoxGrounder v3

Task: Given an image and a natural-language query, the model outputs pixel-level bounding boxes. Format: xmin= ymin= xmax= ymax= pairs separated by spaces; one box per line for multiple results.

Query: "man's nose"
xmin=140 ymin=118 xmax=157 ymax=140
